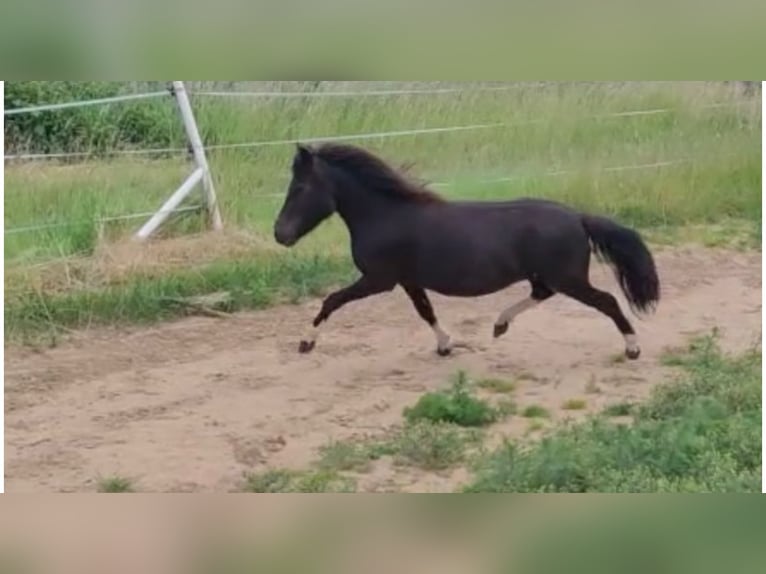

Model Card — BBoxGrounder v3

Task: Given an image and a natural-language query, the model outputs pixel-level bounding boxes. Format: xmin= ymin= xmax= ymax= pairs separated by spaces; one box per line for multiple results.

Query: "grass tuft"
xmin=562 ymin=399 xmax=587 ymax=411
xmin=522 ymin=405 xmax=551 ymax=419
xmin=403 ymin=371 xmax=499 ymax=427
xmin=97 ymin=475 xmax=134 ymax=493
xmin=243 ymin=468 xmax=356 ymax=493
xmin=317 ymin=440 xmax=376 ymax=473
xmin=526 ymin=420 xmax=546 ymax=434
xmin=602 ymin=402 xmax=635 ymax=417
xmin=391 ymin=421 xmax=482 ymax=471
xmin=476 ymin=378 xmax=517 ymax=394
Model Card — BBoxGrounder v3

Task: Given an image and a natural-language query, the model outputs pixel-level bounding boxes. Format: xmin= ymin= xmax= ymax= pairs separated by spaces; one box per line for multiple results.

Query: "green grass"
xmin=97 ymin=475 xmax=134 ymax=493
xmin=403 ymin=371 xmax=499 ymax=427
xmin=602 ymin=402 xmax=635 ymax=417
xmin=317 ymin=440 xmax=376 ymax=473
xmin=4 ymin=82 xmax=760 ymax=340
xmin=561 ymin=399 xmax=587 ymax=411
xmin=584 ymin=377 xmax=602 ymax=394
xmin=316 ymin=371 xmax=496 ymax=473
xmin=526 ymin=420 xmax=546 ymax=434
xmin=521 ymin=405 xmax=551 ymax=419
xmin=253 ymin=419 xmax=482 ymax=482
xmin=236 ymin=332 xmax=758 ymax=492
xmin=495 ymin=399 xmax=518 ymax=417
xmin=313 ymin=425 xmax=478 ymax=474
xmin=242 ymin=469 xmax=294 ymax=492
xmin=5 ymin=251 xmax=355 ymax=343
xmin=242 ymin=468 xmax=356 ymax=493
xmin=6 ymin=82 xmax=759 ymax=261
xmin=609 ymin=353 xmax=627 ymax=364
xmin=476 ymin=377 xmax=517 ymax=394
xmin=465 ymin=333 xmax=761 ymax=492
xmin=391 ymin=420 xmax=482 ymax=471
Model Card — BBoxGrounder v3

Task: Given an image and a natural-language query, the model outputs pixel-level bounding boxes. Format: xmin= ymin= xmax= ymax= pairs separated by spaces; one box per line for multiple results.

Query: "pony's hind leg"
xmin=493 ymin=280 xmax=554 ymax=338
xmin=401 ymin=285 xmax=452 ymax=356
xmin=557 ymin=281 xmax=640 ymax=359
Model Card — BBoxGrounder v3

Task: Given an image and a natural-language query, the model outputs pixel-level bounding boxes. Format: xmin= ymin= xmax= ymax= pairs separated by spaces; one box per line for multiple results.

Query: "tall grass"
xmin=4 ymin=82 xmax=761 ymax=339
xmin=6 ymin=82 xmax=760 ymax=260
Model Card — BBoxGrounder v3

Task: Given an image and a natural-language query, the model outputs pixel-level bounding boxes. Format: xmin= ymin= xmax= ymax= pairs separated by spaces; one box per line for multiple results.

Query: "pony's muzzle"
xmin=274 ymin=222 xmax=297 ymax=246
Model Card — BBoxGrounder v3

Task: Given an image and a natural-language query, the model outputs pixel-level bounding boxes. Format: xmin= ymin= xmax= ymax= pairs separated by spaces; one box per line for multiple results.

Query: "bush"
xmin=4 ymin=81 xmax=182 ymax=156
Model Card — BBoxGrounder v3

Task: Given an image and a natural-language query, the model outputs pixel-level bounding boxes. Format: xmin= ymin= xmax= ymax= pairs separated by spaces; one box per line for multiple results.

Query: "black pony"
xmin=274 ymin=143 xmax=659 ymax=359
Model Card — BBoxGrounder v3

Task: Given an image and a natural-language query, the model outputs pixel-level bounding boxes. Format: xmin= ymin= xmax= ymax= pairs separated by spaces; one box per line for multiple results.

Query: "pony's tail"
xmin=581 ymin=214 xmax=660 ymax=315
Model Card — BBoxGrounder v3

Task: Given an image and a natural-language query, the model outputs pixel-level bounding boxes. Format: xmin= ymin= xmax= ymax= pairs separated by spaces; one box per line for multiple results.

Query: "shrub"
xmin=4 ymin=81 xmax=182 ymax=156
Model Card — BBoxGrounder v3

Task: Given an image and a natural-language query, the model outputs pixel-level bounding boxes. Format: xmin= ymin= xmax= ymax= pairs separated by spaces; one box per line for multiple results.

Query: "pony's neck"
xmin=327 ymin=166 xmax=403 ymax=237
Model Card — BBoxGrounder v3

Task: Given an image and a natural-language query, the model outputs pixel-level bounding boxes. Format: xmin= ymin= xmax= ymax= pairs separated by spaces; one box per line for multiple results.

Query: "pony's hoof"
xmin=298 ymin=340 xmax=316 ymax=354
xmin=436 ymin=347 xmax=452 ymax=357
xmin=493 ymin=322 xmax=509 ymax=338
xmin=625 ymin=347 xmax=641 ymax=360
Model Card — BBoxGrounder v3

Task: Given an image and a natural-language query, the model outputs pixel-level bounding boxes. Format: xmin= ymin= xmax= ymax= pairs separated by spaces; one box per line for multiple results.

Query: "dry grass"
xmin=5 ymin=230 xmax=284 ymax=297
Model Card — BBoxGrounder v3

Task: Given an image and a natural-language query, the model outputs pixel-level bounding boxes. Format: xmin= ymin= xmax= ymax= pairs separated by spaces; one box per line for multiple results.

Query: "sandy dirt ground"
xmin=4 ymin=247 xmax=761 ymax=492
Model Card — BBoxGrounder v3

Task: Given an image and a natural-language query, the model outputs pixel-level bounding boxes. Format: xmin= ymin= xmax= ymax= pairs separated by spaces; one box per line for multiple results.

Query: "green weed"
xmin=317 ymin=440 xmax=375 ymax=473
xmin=97 ymin=475 xmax=134 ymax=493
xmin=391 ymin=420 xmax=481 ymax=471
xmin=602 ymin=402 xmax=635 ymax=417
xmin=476 ymin=378 xmax=517 ymax=394
xmin=243 ymin=468 xmax=356 ymax=493
xmin=562 ymin=399 xmax=587 ymax=411
xmin=522 ymin=405 xmax=551 ymax=419
xmin=403 ymin=371 xmax=498 ymax=427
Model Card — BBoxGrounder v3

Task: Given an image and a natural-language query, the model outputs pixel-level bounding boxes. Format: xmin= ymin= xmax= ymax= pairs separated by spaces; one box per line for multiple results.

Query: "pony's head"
xmin=274 ymin=143 xmax=337 ymax=247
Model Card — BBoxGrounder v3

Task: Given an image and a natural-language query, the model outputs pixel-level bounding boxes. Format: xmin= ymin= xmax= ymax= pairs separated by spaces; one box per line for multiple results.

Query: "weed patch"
xmin=404 ymin=371 xmax=499 ymax=427
xmin=466 ymin=333 xmax=761 ymax=492
xmin=243 ymin=468 xmax=356 ymax=493
xmin=97 ymin=475 xmax=134 ymax=493
xmin=522 ymin=405 xmax=551 ymax=419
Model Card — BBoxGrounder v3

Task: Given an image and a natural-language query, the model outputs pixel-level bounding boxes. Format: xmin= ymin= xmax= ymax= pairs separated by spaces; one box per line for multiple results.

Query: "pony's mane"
xmin=313 ymin=143 xmax=444 ymax=204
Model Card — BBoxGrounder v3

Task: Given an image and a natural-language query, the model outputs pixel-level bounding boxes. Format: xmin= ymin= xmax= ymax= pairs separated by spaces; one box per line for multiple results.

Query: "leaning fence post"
xmin=134 ymin=168 xmax=205 ymax=240
xmin=171 ymin=81 xmax=223 ymax=231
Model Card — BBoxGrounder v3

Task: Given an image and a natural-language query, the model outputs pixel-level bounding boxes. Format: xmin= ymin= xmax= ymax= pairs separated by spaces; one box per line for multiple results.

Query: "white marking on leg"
xmin=624 ymin=333 xmax=639 ymax=353
xmin=496 ymin=297 xmax=540 ymax=326
xmin=303 ymin=325 xmax=320 ymax=344
xmin=432 ymin=323 xmax=452 ymax=352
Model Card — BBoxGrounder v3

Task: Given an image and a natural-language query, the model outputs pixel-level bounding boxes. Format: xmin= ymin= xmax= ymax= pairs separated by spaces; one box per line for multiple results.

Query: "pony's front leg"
xmin=299 ymin=275 xmax=395 ymax=353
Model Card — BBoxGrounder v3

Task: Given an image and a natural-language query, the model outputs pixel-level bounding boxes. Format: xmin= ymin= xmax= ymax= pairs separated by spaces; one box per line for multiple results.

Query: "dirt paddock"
xmin=4 ymin=247 xmax=762 ymax=492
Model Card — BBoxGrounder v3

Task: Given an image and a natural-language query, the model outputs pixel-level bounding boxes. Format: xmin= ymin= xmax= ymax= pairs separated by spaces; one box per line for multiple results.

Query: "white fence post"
xmin=133 ymin=81 xmax=223 ymax=241
xmin=135 ymin=168 xmax=204 ymax=240
xmin=172 ymin=81 xmax=223 ymax=231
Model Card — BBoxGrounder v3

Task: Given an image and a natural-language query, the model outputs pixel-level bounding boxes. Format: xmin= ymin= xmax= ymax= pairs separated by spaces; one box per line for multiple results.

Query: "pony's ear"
xmin=293 ymin=143 xmax=313 ymax=171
